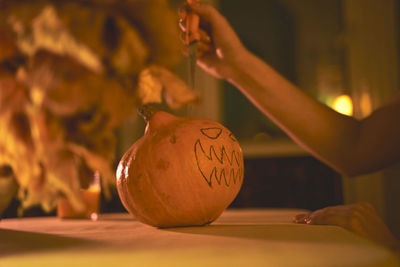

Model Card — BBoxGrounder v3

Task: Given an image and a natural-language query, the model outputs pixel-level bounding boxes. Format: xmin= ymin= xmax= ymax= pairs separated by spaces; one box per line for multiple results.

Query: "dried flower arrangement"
xmin=0 ymin=0 xmax=197 ymax=215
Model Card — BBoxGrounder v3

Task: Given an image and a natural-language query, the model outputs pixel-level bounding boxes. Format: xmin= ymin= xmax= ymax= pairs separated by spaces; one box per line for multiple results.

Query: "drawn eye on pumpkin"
xmin=194 ymin=127 xmax=243 ymax=188
xmin=228 ymin=133 xmax=238 ymax=142
xmin=200 ymin=127 xmax=222 ymax=139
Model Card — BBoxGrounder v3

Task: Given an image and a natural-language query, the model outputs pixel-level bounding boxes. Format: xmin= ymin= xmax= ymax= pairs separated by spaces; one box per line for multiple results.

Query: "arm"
xmin=228 ymin=51 xmax=400 ymax=176
xmin=181 ymin=2 xmax=400 ymax=176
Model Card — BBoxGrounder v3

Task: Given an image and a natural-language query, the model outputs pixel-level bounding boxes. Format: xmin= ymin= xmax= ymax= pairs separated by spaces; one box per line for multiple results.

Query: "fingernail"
xmin=294 ymin=214 xmax=306 ymax=221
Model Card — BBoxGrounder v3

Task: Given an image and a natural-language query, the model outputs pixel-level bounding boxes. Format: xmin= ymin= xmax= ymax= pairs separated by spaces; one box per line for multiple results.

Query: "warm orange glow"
xmin=332 ymin=94 xmax=353 ymax=116
xmin=360 ymin=92 xmax=372 ymax=117
xmin=57 ymin=172 xmax=101 ymax=219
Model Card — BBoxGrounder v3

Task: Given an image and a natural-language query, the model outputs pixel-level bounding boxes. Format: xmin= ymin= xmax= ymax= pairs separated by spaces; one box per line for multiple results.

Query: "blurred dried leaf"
xmin=127 ymin=0 xmax=182 ymax=67
xmin=0 ymin=72 xmax=27 ymax=113
xmin=34 ymin=149 xmax=84 ymax=213
xmin=110 ymin=16 xmax=149 ymax=75
xmin=137 ymin=68 xmax=163 ymax=105
xmin=99 ymin=79 xmax=137 ymax=130
xmin=0 ymin=24 xmax=18 ymax=61
xmin=148 ymin=65 xmax=199 ymax=109
xmin=68 ymin=143 xmax=115 ymax=199
xmin=10 ymin=5 xmax=103 ymax=73
xmin=58 ymin=1 xmax=107 ymax=58
xmin=0 ymin=0 xmax=190 ymax=213
xmin=23 ymin=51 xmax=104 ymax=116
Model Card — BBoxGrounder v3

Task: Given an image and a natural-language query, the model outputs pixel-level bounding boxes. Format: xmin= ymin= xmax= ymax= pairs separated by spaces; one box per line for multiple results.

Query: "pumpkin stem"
xmin=137 ymin=104 xmax=157 ymax=123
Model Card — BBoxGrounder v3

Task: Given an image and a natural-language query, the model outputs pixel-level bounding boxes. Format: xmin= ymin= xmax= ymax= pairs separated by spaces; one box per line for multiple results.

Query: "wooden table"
xmin=0 ymin=209 xmax=398 ymax=266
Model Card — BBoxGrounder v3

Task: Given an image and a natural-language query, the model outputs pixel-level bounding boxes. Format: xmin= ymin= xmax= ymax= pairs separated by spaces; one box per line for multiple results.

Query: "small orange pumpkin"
xmin=116 ymin=105 xmax=244 ymax=227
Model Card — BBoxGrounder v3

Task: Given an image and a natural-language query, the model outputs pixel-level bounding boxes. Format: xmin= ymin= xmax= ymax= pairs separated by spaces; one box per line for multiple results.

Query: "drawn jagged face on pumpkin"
xmin=194 ymin=127 xmax=243 ymax=188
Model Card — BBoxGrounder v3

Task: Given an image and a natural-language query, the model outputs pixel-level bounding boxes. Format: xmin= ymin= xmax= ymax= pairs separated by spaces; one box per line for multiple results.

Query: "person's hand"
xmin=178 ymin=2 xmax=248 ymax=79
xmin=294 ymin=202 xmax=400 ymax=251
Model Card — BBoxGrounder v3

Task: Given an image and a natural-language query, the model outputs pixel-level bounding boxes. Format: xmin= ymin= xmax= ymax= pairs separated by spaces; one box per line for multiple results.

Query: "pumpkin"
xmin=116 ymin=105 xmax=244 ymax=227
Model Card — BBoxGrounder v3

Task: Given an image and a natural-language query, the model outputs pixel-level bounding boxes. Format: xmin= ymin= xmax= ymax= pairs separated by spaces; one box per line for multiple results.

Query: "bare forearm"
xmin=183 ymin=2 xmax=400 ymax=175
xmin=226 ymin=50 xmax=363 ymax=175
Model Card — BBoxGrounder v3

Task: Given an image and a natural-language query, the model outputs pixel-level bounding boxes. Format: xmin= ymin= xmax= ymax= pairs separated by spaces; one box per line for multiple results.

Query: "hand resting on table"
xmin=294 ymin=202 xmax=400 ymax=256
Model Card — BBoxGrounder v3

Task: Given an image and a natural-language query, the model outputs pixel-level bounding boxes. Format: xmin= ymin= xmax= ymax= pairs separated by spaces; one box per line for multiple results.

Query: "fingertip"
xmin=197 ymin=41 xmax=212 ymax=54
xmin=295 ymin=213 xmax=306 ymax=219
xmin=293 ymin=214 xmax=306 ymax=223
xmin=199 ymin=29 xmax=211 ymax=43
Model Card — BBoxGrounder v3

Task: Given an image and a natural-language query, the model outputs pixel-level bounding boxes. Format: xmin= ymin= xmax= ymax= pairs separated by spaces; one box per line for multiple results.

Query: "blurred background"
xmin=1 ymin=0 xmax=399 ymax=238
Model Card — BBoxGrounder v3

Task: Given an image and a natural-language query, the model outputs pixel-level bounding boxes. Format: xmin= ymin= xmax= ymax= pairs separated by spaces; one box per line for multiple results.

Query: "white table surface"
xmin=0 ymin=209 xmax=399 ymax=267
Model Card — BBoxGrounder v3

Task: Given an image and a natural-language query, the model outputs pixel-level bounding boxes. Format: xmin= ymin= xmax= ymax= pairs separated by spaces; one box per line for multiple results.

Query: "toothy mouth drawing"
xmin=194 ymin=127 xmax=243 ymax=187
